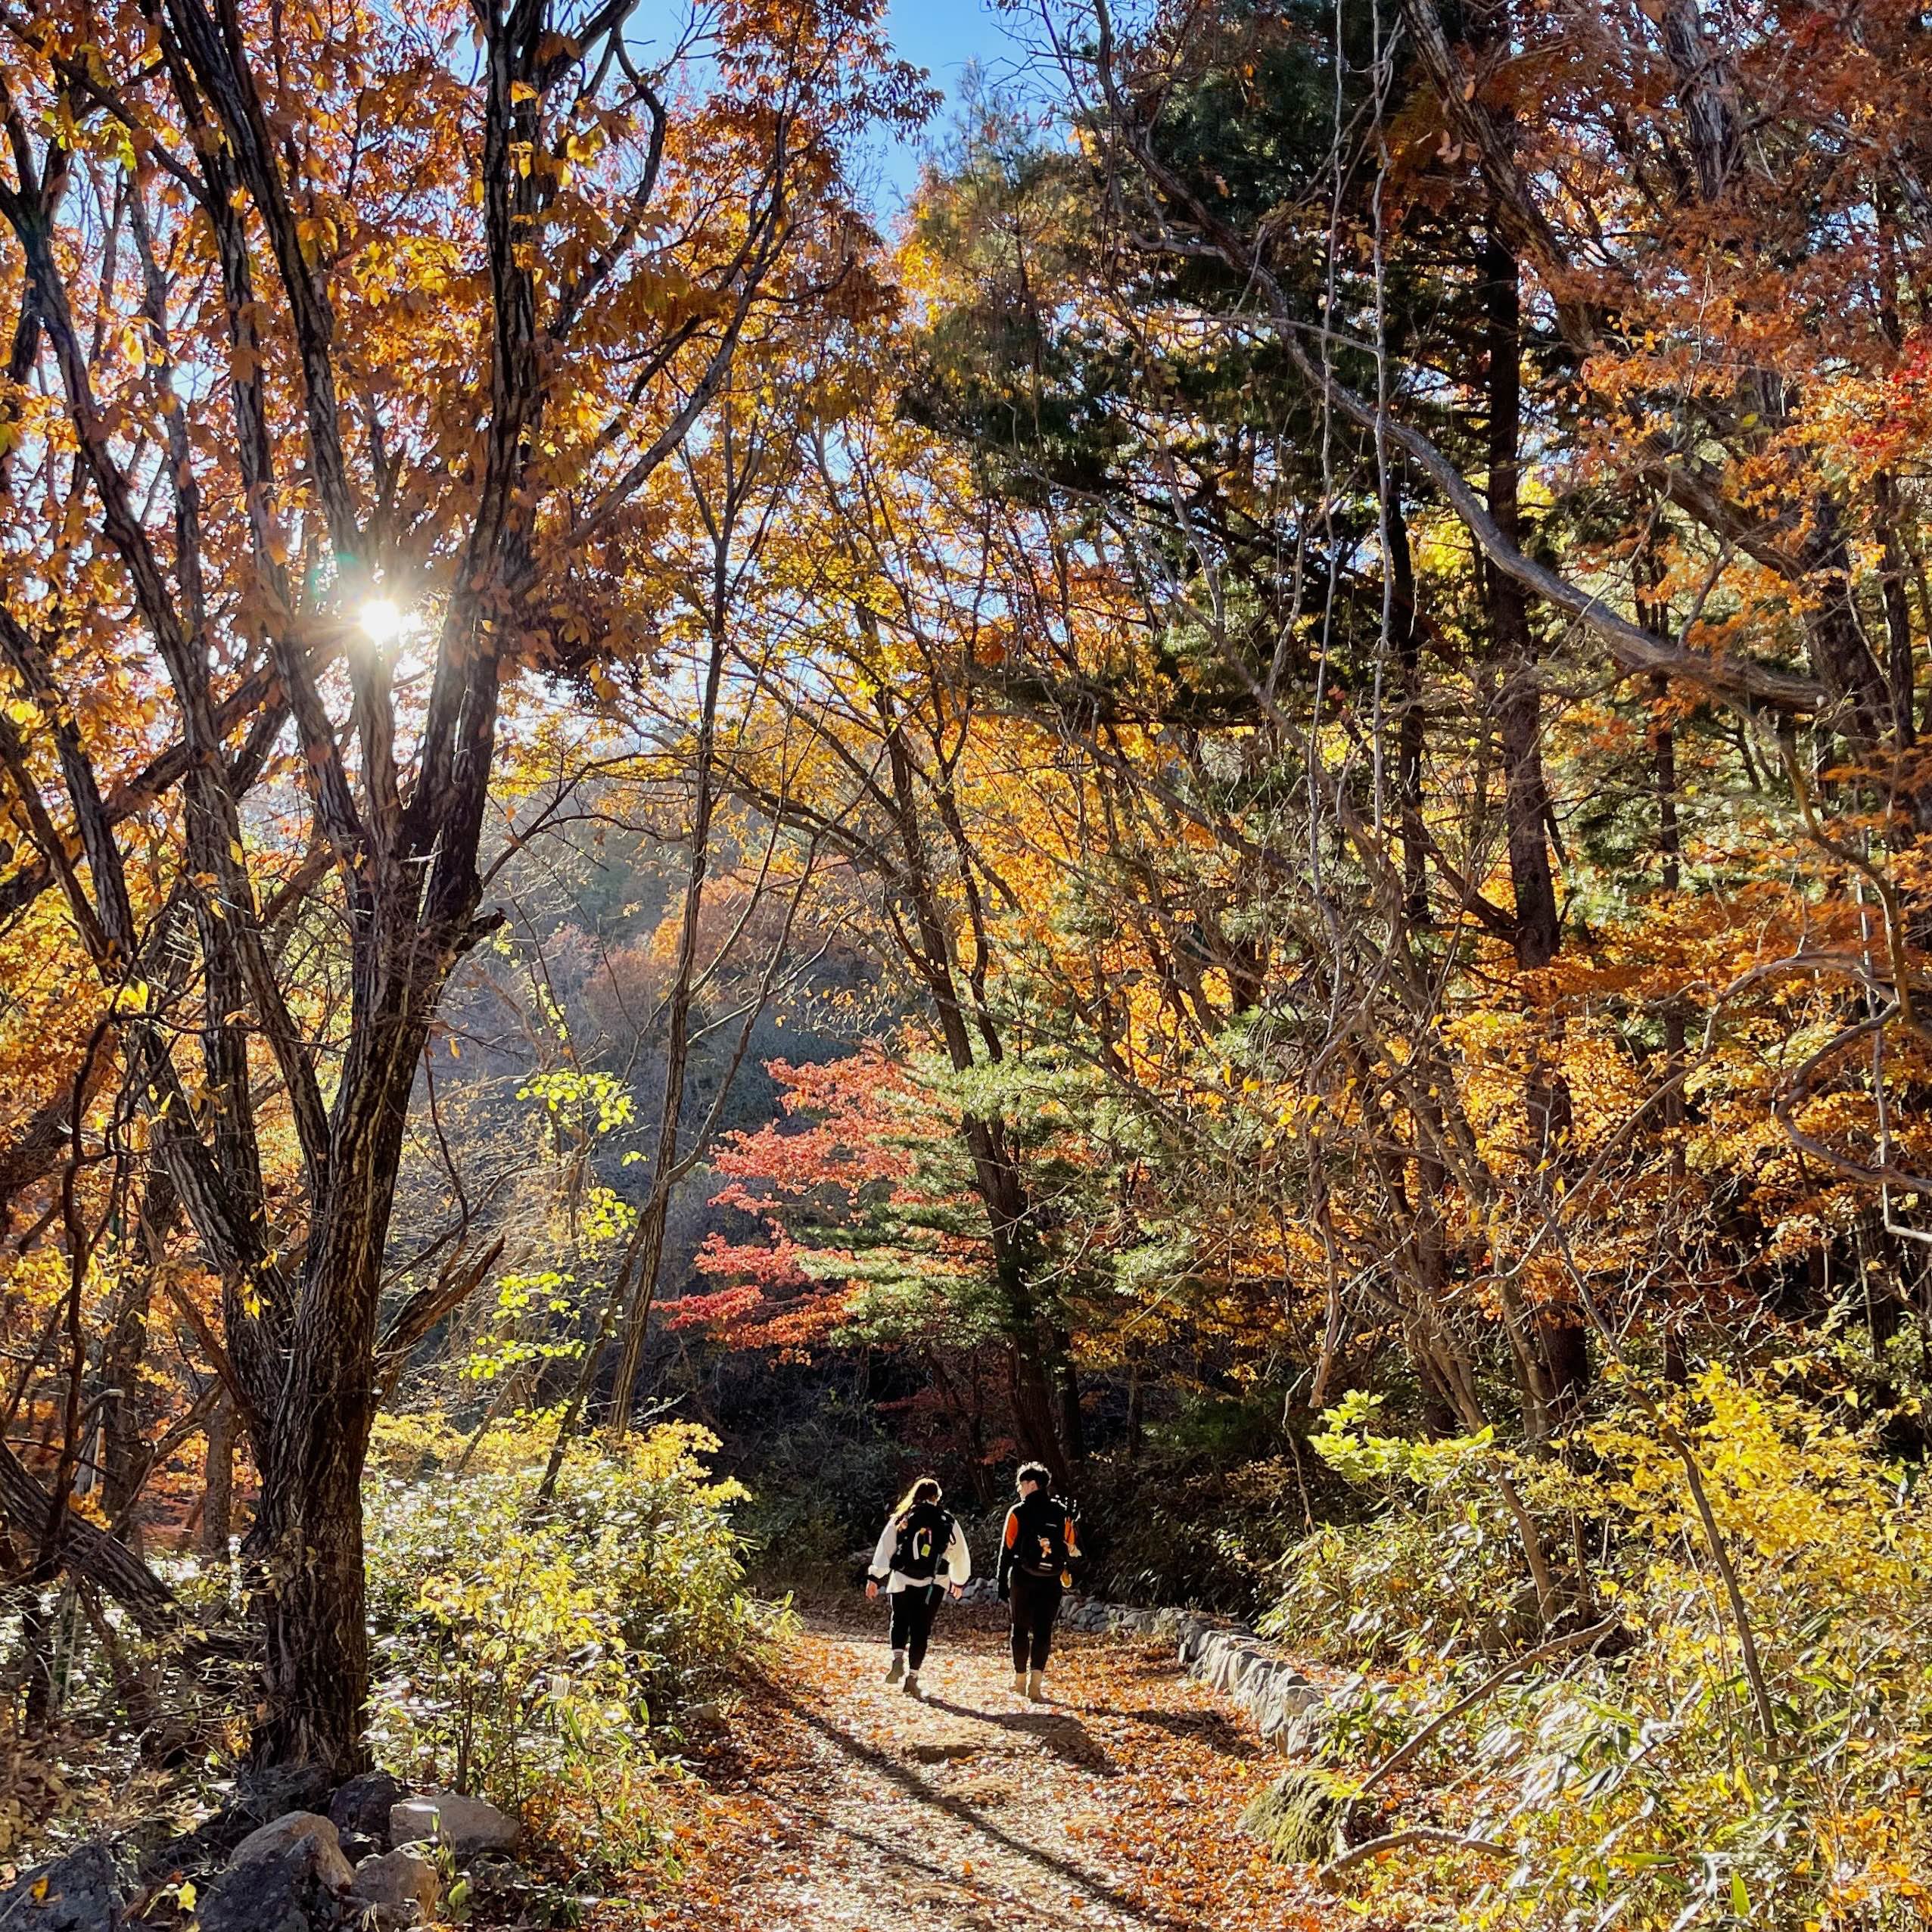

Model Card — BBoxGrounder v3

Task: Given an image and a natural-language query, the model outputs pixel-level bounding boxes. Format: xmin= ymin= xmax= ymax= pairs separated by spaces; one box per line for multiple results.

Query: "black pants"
xmin=888 ymin=1585 xmax=942 ymax=1669
xmin=1009 ymin=1570 xmax=1062 ymax=1671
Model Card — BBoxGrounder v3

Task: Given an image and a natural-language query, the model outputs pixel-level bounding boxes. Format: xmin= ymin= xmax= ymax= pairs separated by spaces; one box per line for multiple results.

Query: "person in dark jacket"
xmin=866 ymin=1476 xmax=970 ymax=1697
xmin=995 ymin=1461 xmax=1081 ymax=1701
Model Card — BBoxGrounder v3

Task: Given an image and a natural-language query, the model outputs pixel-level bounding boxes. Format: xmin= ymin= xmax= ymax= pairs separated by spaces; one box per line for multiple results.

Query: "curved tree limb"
xmin=1084 ymin=2 xmax=1828 ymax=720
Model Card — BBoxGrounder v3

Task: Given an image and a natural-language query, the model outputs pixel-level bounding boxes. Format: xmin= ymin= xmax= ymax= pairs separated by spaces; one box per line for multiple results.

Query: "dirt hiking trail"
xmin=624 ymin=1601 xmax=1335 ymax=1932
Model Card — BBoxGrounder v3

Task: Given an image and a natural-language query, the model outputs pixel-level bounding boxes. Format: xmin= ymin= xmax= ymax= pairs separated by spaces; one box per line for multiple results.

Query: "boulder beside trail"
xmin=348 ymin=1846 xmax=441 ymax=1927
xmin=194 ymin=1843 xmax=348 ymax=1932
xmin=226 ymin=1811 xmax=354 ymax=1891
xmin=0 ymin=1841 xmax=134 ymax=1930
xmin=328 ymin=1769 xmax=406 ymax=1843
xmin=388 ymin=1790 xmax=520 ymax=1860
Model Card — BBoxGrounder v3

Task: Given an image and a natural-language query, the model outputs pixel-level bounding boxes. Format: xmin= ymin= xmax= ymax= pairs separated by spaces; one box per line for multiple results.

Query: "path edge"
xmin=955 ymin=1580 xmax=1333 ymax=1752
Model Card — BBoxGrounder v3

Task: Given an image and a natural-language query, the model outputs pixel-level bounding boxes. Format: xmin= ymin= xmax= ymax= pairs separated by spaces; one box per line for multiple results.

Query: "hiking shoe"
xmin=886 ymin=1653 xmax=907 ymax=1685
xmin=902 ymin=1672 xmax=922 ymax=1699
xmin=1025 ymin=1669 xmax=1046 ymax=1702
xmin=1010 ymin=1671 xmax=1028 ymax=1696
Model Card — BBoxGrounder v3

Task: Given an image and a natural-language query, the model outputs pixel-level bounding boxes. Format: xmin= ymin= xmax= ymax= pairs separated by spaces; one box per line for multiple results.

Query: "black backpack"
xmin=1014 ymin=1492 xmax=1076 ymax=1579
xmin=894 ymin=1501 xmax=955 ymax=1583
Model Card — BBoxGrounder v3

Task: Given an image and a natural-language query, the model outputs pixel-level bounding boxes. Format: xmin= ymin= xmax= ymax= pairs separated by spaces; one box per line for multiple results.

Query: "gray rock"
xmin=0 ymin=1842 xmax=132 ymax=1930
xmin=1198 ymin=1632 xmax=1280 ymax=1695
xmin=1250 ymin=1668 xmax=1327 ymax=1745
xmin=195 ymin=1844 xmax=336 ymax=1932
xmin=139 ymin=1763 xmax=333 ymax=1881
xmin=227 ymin=1811 xmax=353 ymax=1890
xmin=348 ymin=1847 xmax=440 ymax=1927
xmin=388 ymin=1790 xmax=519 ymax=1860
xmin=328 ymin=1770 xmax=406 ymax=1842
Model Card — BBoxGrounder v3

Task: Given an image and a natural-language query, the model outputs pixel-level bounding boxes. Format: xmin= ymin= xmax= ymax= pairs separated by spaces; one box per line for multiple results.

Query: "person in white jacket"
xmin=865 ymin=1476 xmax=972 ymax=1697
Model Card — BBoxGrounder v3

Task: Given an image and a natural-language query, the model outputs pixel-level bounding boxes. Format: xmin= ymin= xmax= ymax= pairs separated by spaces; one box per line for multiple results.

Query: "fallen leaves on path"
xmin=607 ymin=1601 xmax=1347 ymax=1932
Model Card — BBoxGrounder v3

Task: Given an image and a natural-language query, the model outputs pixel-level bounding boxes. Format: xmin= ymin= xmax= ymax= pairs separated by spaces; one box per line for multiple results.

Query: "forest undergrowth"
xmin=1256 ymin=1370 xmax=1932 ymax=1927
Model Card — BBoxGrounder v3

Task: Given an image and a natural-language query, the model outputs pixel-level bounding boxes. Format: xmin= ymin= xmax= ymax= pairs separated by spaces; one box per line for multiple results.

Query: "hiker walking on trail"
xmin=866 ymin=1476 xmax=971 ymax=1698
xmin=997 ymin=1461 xmax=1081 ymax=1703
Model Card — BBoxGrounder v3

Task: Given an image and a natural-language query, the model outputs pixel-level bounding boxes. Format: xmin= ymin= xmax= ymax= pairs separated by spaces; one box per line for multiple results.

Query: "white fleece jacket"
xmin=869 ymin=1511 xmax=972 ymax=1594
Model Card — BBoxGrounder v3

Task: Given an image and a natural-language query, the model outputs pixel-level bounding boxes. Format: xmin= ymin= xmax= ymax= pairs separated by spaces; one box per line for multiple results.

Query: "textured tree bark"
xmin=251 ymin=957 xmax=438 ymax=1775
xmin=200 ymin=1395 xmax=234 ymax=1559
xmin=0 ymin=1441 xmax=177 ymax=1632
xmin=1004 ymin=1330 xmax=1066 ymax=1478
xmin=1389 ymin=486 xmax=1429 ymax=929
xmin=99 ymin=1168 xmax=180 ymax=1553
xmin=1482 ymin=233 xmax=1560 ymax=973
xmin=98 ymin=1277 xmax=156 ymax=1558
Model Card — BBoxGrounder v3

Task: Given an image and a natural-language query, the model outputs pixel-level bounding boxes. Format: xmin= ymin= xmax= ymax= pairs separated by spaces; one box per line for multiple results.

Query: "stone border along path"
xmin=955 ymin=1579 xmax=1335 ymax=1751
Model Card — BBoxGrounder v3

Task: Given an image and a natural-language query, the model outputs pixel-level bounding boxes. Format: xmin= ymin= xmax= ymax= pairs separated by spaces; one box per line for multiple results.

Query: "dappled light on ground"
xmin=619 ymin=1605 xmax=1329 ymax=1932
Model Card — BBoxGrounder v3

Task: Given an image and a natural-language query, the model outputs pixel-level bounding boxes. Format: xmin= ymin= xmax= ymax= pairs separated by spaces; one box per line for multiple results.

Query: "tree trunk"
xmin=1389 ymin=484 xmax=1429 ymax=928
xmin=1006 ymin=1336 xmax=1065 ymax=1476
xmin=97 ymin=1277 xmax=155 ymax=1557
xmin=1482 ymin=225 xmax=1591 ymax=1423
xmin=1652 ymin=667 xmax=1692 ymax=1383
xmin=1482 ymin=233 xmax=1560 ymax=972
xmin=608 ymin=1190 xmax=675 ymax=1437
xmin=251 ymin=971 xmax=431 ymax=1776
xmin=1876 ymin=473 xmax=1919 ymax=745
xmin=1053 ymin=1340 xmax=1084 ymax=1465
xmin=0 ymin=1439 xmax=178 ymax=1632
xmin=100 ymin=1168 xmax=179 ymax=1552
xmin=1535 ymin=1318 xmax=1590 ymax=1428
xmin=201 ymin=1395 xmax=234 ymax=1560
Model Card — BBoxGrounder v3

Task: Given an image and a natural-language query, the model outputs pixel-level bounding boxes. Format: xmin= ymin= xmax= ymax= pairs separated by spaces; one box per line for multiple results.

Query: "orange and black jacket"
xmin=997 ymin=1491 xmax=1080 ymax=1594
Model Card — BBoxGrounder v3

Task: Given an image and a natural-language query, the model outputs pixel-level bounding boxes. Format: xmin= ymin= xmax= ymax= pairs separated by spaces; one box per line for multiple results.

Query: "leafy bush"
xmin=1265 ymin=1392 xmax=1582 ymax=1663
xmin=363 ymin=1413 xmax=771 ymax=1870
xmin=1262 ymin=1370 xmax=1932 ymax=1928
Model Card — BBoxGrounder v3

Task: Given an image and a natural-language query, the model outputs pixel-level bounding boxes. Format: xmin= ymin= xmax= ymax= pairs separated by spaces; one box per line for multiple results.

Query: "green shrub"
xmin=363 ymin=1413 xmax=772 ymax=1870
xmin=1262 ymin=1398 xmax=1571 ymax=1664
xmin=1258 ymin=1371 xmax=1932 ymax=1928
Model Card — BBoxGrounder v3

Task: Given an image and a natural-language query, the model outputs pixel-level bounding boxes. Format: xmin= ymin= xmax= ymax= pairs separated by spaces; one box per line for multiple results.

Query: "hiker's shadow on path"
xmin=921 ymin=1694 xmax=1118 ymax=1772
xmin=1115 ymin=1706 xmax=1259 ymax=1760
xmin=790 ymin=1703 xmax=1151 ymax=1923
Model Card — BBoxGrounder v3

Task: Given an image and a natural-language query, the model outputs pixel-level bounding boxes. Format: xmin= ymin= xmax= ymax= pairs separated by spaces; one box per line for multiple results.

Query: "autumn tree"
xmin=0 ymin=0 xmax=918 ymax=1771
xmin=839 ymin=0 xmax=1932 ymax=1641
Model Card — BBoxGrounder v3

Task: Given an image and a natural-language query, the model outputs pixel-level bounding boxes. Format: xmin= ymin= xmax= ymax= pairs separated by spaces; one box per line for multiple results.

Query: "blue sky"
xmin=873 ymin=1 xmax=1019 ymax=209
